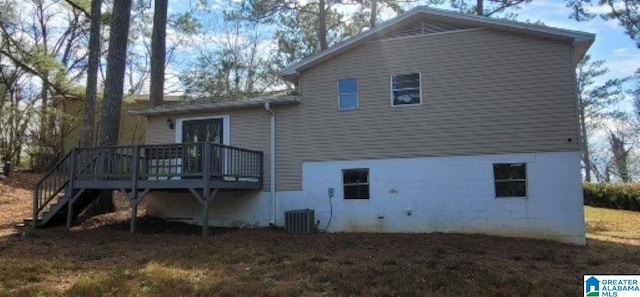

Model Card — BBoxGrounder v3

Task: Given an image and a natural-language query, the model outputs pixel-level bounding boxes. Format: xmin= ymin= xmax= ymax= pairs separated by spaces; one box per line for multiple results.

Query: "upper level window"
xmin=338 ymin=78 xmax=358 ymax=110
xmin=493 ymin=163 xmax=527 ymax=198
xmin=391 ymin=73 xmax=421 ymax=106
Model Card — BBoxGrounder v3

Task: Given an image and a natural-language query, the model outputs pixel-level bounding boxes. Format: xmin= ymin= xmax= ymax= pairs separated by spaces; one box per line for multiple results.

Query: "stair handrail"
xmin=32 ymin=149 xmax=74 ymax=227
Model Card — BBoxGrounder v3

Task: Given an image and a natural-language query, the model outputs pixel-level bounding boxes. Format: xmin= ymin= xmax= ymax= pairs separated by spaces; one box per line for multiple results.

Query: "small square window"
xmin=338 ymin=79 xmax=358 ymax=110
xmin=343 ymin=168 xmax=369 ymax=199
xmin=493 ymin=163 xmax=527 ymax=198
xmin=391 ymin=73 xmax=421 ymax=106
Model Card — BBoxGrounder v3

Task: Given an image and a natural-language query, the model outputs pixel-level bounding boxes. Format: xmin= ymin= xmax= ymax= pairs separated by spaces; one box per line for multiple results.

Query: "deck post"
xmin=202 ymin=142 xmax=211 ymax=238
xmin=203 ymin=188 xmax=219 ymax=238
xmin=130 ymin=198 xmax=138 ymax=233
xmin=32 ymin=188 xmax=38 ymax=229
xmin=66 ymin=148 xmax=77 ymax=231
xmin=130 ymin=145 xmax=140 ymax=233
xmin=202 ymin=192 xmax=210 ymax=237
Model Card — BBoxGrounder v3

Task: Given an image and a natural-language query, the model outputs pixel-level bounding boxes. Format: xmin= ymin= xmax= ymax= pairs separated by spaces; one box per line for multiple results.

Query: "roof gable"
xmin=281 ymin=7 xmax=595 ymax=82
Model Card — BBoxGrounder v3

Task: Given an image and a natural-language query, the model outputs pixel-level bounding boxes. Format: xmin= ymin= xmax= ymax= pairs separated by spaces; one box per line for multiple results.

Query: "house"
xmin=32 ymin=7 xmax=594 ymax=245
xmin=129 ymin=7 xmax=594 ymax=245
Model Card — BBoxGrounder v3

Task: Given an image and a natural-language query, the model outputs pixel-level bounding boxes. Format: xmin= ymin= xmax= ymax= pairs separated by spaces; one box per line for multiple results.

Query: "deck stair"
xmin=30 ymin=189 xmax=104 ymax=227
xmin=30 ymin=150 xmax=104 ymax=227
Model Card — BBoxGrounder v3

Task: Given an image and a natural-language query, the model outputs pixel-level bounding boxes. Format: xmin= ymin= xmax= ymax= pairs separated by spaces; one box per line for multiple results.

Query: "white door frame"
xmin=174 ymin=115 xmax=231 ymax=145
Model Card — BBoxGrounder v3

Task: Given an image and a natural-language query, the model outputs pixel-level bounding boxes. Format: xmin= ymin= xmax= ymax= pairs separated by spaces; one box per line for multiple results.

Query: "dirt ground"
xmin=0 ymin=173 xmax=39 ymax=237
xmin=1 ymin=173 xmax=639 ymax=296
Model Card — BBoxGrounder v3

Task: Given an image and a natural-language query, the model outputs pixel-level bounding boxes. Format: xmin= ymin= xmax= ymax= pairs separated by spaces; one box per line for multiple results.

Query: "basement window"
xmin=343 ymin=169 xmax=369 ymax=199
xmin=493 ymin=163 xmax=527 ymax=198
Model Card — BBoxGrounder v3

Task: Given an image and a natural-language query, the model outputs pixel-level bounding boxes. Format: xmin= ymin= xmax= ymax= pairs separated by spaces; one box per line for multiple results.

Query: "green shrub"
xmin=583 ymin=183 xmax=640 ymax=211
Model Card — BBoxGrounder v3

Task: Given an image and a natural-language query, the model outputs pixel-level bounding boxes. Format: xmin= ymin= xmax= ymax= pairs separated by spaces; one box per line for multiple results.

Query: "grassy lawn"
xmin=1 ymin=173 xmax=639 ymax=296
xmin=585 ymin=206 xmax=640 ymax=245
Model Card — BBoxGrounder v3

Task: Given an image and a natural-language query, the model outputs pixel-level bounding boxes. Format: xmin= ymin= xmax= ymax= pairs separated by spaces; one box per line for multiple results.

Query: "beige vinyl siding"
xmin=147 ymin=116 xmax=174 ymax=144
xmin=147 ymin=109 xmax=271 ymax=191
xmin=62 ymin=100 xmax=148 ymax=153
xmin=276 ymin=28 xmax=579 ymax=190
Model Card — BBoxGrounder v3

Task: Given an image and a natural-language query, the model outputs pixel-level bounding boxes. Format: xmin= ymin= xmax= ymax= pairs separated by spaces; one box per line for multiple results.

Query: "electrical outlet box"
xmin=328 ymin=188 xmax=335 ymax=197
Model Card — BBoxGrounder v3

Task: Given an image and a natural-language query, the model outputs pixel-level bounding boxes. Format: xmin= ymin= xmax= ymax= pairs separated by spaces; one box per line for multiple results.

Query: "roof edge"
xmin=129 ymin=96 xmax=301 ymax=116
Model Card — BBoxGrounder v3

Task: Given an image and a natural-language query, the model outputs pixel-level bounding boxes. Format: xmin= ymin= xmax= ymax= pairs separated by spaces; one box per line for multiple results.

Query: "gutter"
xmin=128 ymin=96 xmax=300 ymax=116
xmin=264 ymin=103 xmax=277 ymax=225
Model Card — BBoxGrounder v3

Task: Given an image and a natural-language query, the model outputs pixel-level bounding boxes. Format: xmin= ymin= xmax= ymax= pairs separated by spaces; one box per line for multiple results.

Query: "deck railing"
xmin=33 ymin=150 xmax=73 ymax=218
xmin=73 ymin=143 xmax=264 ymax=183
xmin=33 ymin=142 xmax=263 ymax=228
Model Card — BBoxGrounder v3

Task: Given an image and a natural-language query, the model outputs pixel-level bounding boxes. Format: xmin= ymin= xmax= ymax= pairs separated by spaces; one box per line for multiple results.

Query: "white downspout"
xmin=264 ymin=102 xmax=276 ymax=225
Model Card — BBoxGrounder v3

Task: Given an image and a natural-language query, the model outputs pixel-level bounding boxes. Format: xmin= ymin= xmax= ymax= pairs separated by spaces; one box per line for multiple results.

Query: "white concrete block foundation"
xmin=146 ymin=151 xmax=585 ymax=245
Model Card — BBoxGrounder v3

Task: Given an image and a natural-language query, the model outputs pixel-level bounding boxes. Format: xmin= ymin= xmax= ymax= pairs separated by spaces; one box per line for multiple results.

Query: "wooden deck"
xmin=33 ymin=143 xmax=263 ymax=237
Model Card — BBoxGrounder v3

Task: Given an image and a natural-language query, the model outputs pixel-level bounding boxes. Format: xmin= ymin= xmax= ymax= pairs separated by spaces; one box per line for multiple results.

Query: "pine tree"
xmin=82 ymin=0 xmax=102 ymax=147
xmin=149 ymin=0 xmax=168 ymax=107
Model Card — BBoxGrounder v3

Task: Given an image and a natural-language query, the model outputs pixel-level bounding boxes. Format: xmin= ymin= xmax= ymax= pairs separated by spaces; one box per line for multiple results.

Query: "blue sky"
xmin=514 ymin=0 xmax=639 ymax=82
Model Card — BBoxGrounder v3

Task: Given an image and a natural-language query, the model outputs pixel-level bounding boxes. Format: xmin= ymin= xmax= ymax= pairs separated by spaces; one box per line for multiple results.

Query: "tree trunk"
xmin=100 ymin=0 xmax=132 ymax=146
xmin=369 ymin=0 xmax=378 ymax=28
xmin=604 ymin=165 xmax=611 ymax=182
xmin=149 ymin=0 xmax=168 ymax=107
xmin=40 ymin=85 xmax=49 ymax=149
xmin=37 ymin=1 xmax=51 ymax=154
xmin=476 ymin=0 xmax=484 ymax=15
xmin=609 ymin=131 xmax=631 ymax=182
xmin=318 ymin=0 xmax=328 ymax=50
xmin=578 ymin=95 xmax=592 ymax=182
xmin=82 ymin=0 xmax=102 ymax=147
xmin=15 ymin=145 xmax=20 ymax=169
xmin=95 ymin=0 xmax=132 ymax=214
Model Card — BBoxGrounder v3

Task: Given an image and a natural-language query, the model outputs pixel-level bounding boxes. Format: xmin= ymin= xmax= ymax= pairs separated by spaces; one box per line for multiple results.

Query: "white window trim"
xmin=493 ymin=163 xmax=528 ymax=199
xmin=337 ymin=78 xmax=359 ymax=111
xmin=174 ymin=115 xmax=231 ymax=145
xmin=390 ymin=72 xmax=423 ymax=107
